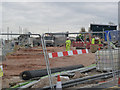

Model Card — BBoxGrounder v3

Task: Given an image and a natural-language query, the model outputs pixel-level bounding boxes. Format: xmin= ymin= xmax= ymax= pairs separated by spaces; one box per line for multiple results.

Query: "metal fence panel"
xmin=96 ymin=30 xmax=120 ymax=87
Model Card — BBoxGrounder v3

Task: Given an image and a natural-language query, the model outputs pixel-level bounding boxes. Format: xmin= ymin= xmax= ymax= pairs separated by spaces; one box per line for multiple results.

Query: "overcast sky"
xmin=119 ymin=1 xmax=120 ymax=27
xmin=1 ymin=2 xmax=118 ymax=34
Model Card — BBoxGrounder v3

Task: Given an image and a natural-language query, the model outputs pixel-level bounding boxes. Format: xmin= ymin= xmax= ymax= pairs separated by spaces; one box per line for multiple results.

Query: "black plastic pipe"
xmin=20 ymin=64 xmax=84 ymax=80
xmin=42 ymin=71 xmax=116 ymax=90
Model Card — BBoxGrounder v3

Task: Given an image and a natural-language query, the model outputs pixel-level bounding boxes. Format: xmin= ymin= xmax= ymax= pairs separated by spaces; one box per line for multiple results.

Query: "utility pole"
xmin=22 ymin=27 xmax=23 ymax=34
xmin=103 ymin=28 xmax=105 ymax=39
xmin=19 ymin=26 xmax=21 ymax=34
xmin=7 ymin=27 xmax=9 ymax=40
xmin=48 ymin=27 xmax=49 ymax=33
xmin=11 ymin=31 xmax=12 ymax=39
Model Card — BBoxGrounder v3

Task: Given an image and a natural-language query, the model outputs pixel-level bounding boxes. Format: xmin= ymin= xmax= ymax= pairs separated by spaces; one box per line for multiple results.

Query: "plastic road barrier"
xmin=48 ymin=49 xmax=88 ymax=58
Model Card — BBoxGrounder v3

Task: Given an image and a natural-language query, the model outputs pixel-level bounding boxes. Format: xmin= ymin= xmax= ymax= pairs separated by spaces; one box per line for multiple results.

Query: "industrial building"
xmin=90 ymin=24 xmax=117 ymax=38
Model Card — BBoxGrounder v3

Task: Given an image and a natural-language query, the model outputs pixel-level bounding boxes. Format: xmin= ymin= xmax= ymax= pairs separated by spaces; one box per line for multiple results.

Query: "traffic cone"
xmin=56 ymin=75 xmax=62 ymax=89
xmin=118 ymin=77 xmax=120 ymax=87
xmin=98 ymin=47 xmax=101 ymax=50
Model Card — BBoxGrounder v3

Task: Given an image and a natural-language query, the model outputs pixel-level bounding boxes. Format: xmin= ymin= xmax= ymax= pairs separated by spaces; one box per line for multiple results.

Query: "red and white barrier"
xmin=48 ymin=49 xmax=88 ymax=58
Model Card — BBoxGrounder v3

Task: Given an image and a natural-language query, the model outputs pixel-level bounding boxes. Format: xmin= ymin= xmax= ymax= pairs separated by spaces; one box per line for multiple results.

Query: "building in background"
xmin=90 ymin=24 xmax=117 ymax=38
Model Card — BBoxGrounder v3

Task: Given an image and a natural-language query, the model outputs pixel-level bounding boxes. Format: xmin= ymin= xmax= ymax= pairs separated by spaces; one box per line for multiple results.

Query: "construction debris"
xmin=72 ymin=71 xmax=87 ymax=79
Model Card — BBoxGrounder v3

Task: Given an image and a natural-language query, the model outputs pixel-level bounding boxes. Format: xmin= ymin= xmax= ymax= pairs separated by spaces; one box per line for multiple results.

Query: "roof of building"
xmin=90 ymin=23 xmax=117 ymax=26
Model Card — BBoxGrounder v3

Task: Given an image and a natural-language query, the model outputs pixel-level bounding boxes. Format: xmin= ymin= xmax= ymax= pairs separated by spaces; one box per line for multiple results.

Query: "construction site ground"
xmin=2 ymin=46 xmax=95 ymax=88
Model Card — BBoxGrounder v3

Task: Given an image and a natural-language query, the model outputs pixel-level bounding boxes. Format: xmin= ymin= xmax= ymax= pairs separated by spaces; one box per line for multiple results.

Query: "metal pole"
xmin=107 ymin=31 xmax=117 ymax=85
xmin=11 ymin=31 xmax=12 ymax=39
xmin=43 ymin=35 xmax=54 ymax=87
xmin=7 ymin=27 xmax=9 ymax=40
xmin=0 ymin=33 xmax=40 ymax=36
xmin=103 ymin=28 xmax=104 ymax=39
xmin=41 ymin=34 xmax=53 ymax=89
xmin=45 ymin=32 xmax=105 ymax=35
xmin=119 ymin=47 xmax=120 ymax=87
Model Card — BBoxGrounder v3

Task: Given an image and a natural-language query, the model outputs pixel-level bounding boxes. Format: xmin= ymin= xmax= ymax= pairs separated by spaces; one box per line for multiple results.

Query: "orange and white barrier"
xmin=48 ymin=49 xmax=88 ymax=58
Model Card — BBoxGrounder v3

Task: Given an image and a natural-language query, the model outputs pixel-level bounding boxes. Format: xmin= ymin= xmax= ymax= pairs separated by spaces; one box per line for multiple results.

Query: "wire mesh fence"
xmin=2 ymin=40 xmax=14 ymax=57
xmin=96 ymin=49 xmax=118 ymax=71
xmin=0 ymin=33 xmax=42 ymax=87
xmin=43 ymin=32 xmax=105 ymax=89
xmin=95 ymin=30 xmax=120 ymax=86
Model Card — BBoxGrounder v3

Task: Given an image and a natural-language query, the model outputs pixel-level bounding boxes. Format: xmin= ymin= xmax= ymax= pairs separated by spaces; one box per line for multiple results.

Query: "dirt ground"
xmin=2 ymin=46 xmax=95 ymax=88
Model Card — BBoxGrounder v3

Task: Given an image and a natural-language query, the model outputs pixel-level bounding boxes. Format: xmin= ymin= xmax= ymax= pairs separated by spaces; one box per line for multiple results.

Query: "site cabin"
xmin=72 ymin=33 xmax=103 ymax=49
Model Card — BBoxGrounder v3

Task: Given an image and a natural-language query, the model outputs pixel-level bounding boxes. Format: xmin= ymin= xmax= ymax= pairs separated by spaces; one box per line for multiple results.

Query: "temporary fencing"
xmin=95 ymin=30 xmax=120 ymax=87
xmin=0 ymin=33 xmax=42 ymax=89
xmin=43 ymin=32 xmax=105 ymax=89
xmin=0 ymin=32 xmax=106 ymax=89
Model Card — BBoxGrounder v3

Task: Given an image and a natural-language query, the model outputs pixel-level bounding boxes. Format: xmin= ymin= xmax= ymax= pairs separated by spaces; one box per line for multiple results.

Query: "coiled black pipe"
xmin=20 ymin=64 xmax=84 ymax=80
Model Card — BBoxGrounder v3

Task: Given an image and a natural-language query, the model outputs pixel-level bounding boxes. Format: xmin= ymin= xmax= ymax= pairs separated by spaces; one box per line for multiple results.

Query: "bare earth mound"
xmin=2 ymin=47 xmax=95 ymax=88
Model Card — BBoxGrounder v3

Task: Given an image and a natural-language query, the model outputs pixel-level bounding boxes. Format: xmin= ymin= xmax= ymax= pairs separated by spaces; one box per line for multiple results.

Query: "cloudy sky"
xmin=1 ymin=2 xmax=118 ymax=34
xmin=118 ymin=2 xmax=120 ymax=26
